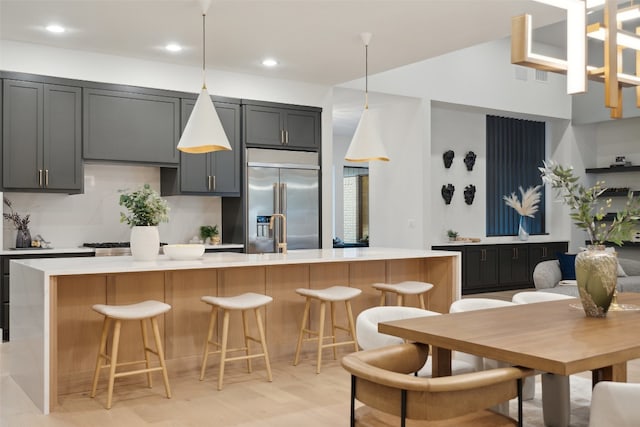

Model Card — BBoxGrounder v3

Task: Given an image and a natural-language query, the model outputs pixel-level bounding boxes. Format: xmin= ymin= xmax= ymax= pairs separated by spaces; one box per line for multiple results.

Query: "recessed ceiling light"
xmin=46 ymin=24 xmax=65 ymax=34
xmin=165 ymin=43 xmax=182 ymax=52
xmin=262 ymin=58 xmax=278 ymax=67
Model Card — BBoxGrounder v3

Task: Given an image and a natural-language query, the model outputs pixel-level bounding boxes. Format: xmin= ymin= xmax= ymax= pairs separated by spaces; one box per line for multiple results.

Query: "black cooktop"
xmin=83 ymin=242 xmax=168 ymax=248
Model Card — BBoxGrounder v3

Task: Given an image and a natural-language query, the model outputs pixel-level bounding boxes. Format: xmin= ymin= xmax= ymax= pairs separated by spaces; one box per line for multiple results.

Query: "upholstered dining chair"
xmin=512 ymin=291 xmax=574 ymax=427
xmin=356 ymin=306 xmax=475 ymax=377
xmin=341 ymin=342 xmax=532 ymax=427
xmin=589 ymin=381 xmax=640 ymax=427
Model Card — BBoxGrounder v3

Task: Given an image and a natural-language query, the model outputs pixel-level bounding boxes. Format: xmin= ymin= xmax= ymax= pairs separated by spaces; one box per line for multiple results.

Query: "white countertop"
xmin=0 ymin=243 xmax=243 ymax=256
xmin=11 ymin=247 xmax=458 ymax=276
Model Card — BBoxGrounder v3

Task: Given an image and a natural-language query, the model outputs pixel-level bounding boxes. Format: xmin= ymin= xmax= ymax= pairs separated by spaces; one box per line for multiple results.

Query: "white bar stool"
xmin=200 ymin=292 xmax=273 ymax=390
xmin=293 ymin=286 xmax=361 ymax=374
xmin=372 ymin=281 xmax=434 ymax=309
xmin=90 ymin=300 xmax=172 ymax=409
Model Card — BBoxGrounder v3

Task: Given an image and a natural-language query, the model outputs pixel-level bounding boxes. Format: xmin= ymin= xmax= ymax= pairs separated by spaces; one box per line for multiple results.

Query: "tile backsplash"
xmin=2 ymin=164 xmax=223 ymax=249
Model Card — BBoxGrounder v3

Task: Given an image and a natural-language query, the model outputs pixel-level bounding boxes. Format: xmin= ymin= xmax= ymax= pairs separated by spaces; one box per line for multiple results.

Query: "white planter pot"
xmin=130 ymin=226 xmax=160 ymax=261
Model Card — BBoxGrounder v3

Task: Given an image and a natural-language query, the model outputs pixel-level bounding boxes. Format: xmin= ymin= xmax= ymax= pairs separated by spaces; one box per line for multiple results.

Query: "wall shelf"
xmin=585 ymin=166 xmax=640 ymax=174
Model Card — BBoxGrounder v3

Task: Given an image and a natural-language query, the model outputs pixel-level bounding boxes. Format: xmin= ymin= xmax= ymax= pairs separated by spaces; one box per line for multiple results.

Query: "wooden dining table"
xmin=378 ymin=293 xmax=640 ymax=384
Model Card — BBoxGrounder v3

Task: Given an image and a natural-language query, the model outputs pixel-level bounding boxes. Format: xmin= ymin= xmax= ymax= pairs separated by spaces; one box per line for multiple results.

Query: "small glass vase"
xmin=575 ymin=245 xmax=617 ymax=317
xmin=517 ymin=216 xmax=529 ymax=241
xmin=15 ymin=228 xmax=32 ymax=248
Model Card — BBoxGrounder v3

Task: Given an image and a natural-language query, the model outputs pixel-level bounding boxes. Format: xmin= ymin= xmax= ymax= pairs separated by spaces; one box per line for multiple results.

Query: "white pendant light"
xmin=345 ymin=32 xmax=389 ymax=163
xmin=177 ymin=0 xmax=231 ymax=154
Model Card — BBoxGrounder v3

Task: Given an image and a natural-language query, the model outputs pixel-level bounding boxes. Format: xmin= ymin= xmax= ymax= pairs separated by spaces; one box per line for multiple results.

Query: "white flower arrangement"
xmin=503 ymin=185 xmax=542 ymax=218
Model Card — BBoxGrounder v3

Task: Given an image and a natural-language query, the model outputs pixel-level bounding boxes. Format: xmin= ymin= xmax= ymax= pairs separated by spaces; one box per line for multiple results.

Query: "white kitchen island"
xmin=9 ymin=247 xmax=461 ymax=413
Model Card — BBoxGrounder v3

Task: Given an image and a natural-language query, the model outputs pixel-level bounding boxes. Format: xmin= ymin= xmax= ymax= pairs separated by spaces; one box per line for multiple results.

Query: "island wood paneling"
xmin=49 ymin=256 xmax=458 ymax=408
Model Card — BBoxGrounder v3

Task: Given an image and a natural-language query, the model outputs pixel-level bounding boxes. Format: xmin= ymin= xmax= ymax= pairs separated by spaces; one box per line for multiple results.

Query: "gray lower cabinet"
xmin=0 ymin=251 xmax=94 ymax=341
xmin=83 ymin=88 xmax=180 ymax=165
xmin=161 ymin=99 xmax=241 ymax=196
xmin=243 ymin=103 xmax=321 ymax=151
xmin=2 ymin=80 xmax=82 ymax=193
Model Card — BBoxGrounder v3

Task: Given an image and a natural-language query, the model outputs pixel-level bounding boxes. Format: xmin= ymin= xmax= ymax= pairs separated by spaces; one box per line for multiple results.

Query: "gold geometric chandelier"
xmin=512 ymin=0 xmax=640 ymax=119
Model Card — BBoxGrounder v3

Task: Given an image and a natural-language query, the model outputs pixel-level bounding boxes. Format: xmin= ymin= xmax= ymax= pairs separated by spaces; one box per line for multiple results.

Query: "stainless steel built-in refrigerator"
xmin=246 ymin=148 xmax=320 ymax=254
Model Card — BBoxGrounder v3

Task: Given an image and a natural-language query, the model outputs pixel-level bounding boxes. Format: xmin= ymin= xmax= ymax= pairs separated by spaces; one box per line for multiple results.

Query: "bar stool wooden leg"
xmin=293 ymin=298 xmax=311 ymax=366
xmin=316 ymin=300 xmax=326 ymax=374
xmin=330 ymin=302 xmax=338 ymax=360
xmin=418 ymin=294 xmax=426 ymax=310
xmin=218 ymin=310 xmax=231 ymax=391
xmin=150 ymin=317 xmax=171 ymax=399
xmin=345 ymin=300 xmax=358 ymax=352
xmin=200 ymin=306 xmax=217 ymax=381
xmin=91 ymin=316 xmax=111 ymax=398
xmin=379 ymin=291 xmax=386 ymax=306
xmin=140 ymin=319 xmax=153 ymax=388
xmin=242 ymin=309 xmax=252 ymax=373
xmin=254 ymin=307 xmax=273 ymax=382
xmin=397 ymin=293 xmax=404 ymax=307
xmin=106 ymin=320 xmax=122 ymax=410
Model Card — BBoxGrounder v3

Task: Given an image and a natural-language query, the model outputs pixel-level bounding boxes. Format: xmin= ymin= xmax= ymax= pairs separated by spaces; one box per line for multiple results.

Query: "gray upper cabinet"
xmin=2 ymin=79 xmax=82 ymax=193
xmin=243 ymin=103 xmax=321 ymax=151
xmin=83 ymin=88 xmax=180 ymax=165
xmin=161 ymin=99 xmax=241 ymax=196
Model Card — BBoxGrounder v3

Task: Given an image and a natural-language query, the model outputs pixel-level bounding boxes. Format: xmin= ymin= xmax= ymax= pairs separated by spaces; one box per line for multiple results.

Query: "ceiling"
xmin=0 ymin=0 xmax=566 ymax=86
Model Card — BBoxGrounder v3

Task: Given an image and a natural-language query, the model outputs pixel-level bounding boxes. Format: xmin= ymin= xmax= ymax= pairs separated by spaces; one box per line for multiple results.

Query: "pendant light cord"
xmin=202 ymin=13 xmax=207 ymax=90
xmin=364 ymin=42 xmax=369 ymax=109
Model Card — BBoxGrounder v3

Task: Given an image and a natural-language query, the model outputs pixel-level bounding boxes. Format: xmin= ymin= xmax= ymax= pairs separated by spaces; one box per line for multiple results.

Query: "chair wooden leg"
xmin=200 ymin=306 xmax=217 ymax=381
xmin=316 ymin=300 xmax=326 ymax=374
xmin=330 ymin=302 xmax=338 ymax=360
xmin=106 ymin=319 xmax=122 ymax=410
xmin=379 ymin=291 xmax=386 ymax=306
xmin=242 ymin=309 xmax=252 ymax=373
xmin=254 ymin=307 xmax=272 ymax=382
xmin=293 ymin=298 xmax=310 ymax=366
xmin=218 ymin=310 xmax=230 ymax=391
xmin=418 ymin=293 xmax=426 ymax=310
xmin=345 ymin=300 xmax=358 ymax=352
xmin=90 ymin=316 xmax=111 ymax=398
xmin=150 ymin=317 xmax=171 ymax=399
xmin=140 ymin=318 xmax=153 ymax=388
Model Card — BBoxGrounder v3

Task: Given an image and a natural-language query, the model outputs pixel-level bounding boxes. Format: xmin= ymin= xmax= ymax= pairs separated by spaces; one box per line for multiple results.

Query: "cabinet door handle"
xmin=285 ymin=130 xmax=289 ymax=145
xmin=38 ymin=170 xmax=43 ymax=187
xmin=481 ymin=249 xmax=486 ymax=262
xmin=45 ymin=170 xmax=49 ymax=188
xmin=212 ymin=175 xmax=216 ymax=191
xmin=543 ymin=247 xmax=547 ymax=257
xmin=281 ymin=129 xmax=285 ymax=144
xmin=207 ymin=176 xmax=211 ymax=191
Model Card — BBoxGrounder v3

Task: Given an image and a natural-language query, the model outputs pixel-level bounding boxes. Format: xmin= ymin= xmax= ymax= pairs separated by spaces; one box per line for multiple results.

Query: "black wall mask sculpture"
xmin=441 ymin=184 xmax=455 ymax=205
xmin=464 ymin=151 xmax=476 ymax=171
xmin=464 ymin=185 xmax=476 ymax=205
xmin=442 ymin=150 xmax=455 ymax=169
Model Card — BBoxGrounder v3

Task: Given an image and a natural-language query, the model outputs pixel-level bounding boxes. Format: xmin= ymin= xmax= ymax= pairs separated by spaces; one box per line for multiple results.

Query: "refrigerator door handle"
xmin=273 ymin=182 xmax=280 ymax=250
xmin=280 ymin=183 xmax=287 ymax=216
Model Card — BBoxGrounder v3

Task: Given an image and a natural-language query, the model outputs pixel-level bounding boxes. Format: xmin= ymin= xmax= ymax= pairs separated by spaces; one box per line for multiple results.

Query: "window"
xmin=486 ymin=115 xmax=546 ymax=236
xmin=343 ymin=166 xmax=369 ymax=244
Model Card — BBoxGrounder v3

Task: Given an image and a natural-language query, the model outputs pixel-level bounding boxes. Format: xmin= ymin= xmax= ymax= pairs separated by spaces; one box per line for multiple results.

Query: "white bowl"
xmin=163 ymin=244 xmax=205 ymax=260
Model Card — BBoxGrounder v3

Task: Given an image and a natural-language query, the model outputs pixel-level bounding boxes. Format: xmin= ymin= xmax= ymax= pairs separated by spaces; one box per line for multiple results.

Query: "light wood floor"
xmin=3 ymin=290 xmax=640 ymax=427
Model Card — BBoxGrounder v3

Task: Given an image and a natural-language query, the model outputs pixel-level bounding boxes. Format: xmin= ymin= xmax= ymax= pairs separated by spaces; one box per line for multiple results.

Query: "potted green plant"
xmin=199 ymin=225 xmax=220 ymax=245
xmin=540 ymin=161 xmax=640 ymax=317
xmin=446 ymin=229 xmax=459 ymax=242
xmin=119 ymin=184 xmax=169 ymax=260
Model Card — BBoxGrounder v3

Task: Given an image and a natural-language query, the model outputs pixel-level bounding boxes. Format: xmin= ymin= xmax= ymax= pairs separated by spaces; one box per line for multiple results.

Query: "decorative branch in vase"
xmin=539 ymin=160 xmax=640 ymax=317
xmin=3 ymin=197 xmax=32 ymax=248
xmin=503 ymin=185 xmax=541 ymax=241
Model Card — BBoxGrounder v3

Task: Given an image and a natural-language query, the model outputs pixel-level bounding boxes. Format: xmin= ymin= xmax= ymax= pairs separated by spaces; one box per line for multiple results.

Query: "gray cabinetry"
xmin=161 ymin=99 xmax=241 ymax=196
xmin=1 ymin=251 xmax=94 ymax=341
xmin=83 ymin=88 xmax=180 ymax=165
xmin=243 ymin=102 xmax=320 ymax=151
xmin=2 ymin=80 xmax=82 ymax=193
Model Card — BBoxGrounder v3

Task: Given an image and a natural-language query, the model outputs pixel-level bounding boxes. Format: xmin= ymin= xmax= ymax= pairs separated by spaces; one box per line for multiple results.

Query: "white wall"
xmin=0 ymin=40 xmax=335 ymax=249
